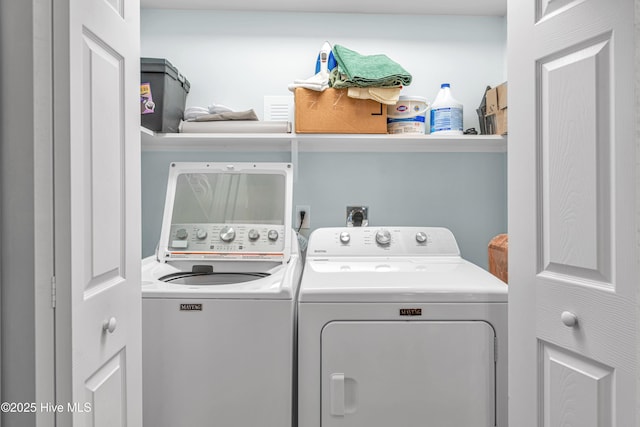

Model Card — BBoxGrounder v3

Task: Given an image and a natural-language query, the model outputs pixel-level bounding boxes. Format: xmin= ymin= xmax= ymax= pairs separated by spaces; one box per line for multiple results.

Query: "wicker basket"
xmin=488 ymin=234 xmax=508 ymax=284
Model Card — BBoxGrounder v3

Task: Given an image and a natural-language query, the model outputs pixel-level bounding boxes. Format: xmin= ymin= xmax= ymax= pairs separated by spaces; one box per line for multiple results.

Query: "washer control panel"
xmin=308 ymin=227 xmax=460 ymax=257
xmin=157 ymin=162 xmax=293 ymax=262
xmin=169 ymin=223 xmax=285 ymax=254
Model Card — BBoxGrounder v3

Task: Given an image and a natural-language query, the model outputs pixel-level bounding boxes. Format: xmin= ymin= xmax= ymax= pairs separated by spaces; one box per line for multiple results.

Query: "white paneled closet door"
xmin=52 ymin=0 xmax=142 ymax=425
xmin=508 ymin=0 xmax=637 ymax=425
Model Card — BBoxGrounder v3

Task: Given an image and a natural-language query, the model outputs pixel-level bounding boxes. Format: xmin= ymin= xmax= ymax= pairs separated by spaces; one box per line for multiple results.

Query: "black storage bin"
xmin=140 ymin=58 xmax=190 ymax=133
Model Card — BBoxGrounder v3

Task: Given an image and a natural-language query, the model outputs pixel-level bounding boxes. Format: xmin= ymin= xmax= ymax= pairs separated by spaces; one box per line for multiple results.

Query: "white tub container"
xmin=387 ymin=96 xmax=429 ymax=134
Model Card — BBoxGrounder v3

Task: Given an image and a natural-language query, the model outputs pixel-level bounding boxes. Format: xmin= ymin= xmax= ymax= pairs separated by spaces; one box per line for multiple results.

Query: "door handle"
xmin=561 ymin=311 xmax=578 ymax=327
xmin=330 ymin=373 xmax=345 ymax=416
xmin=102 ymin=317 xmax=117 ymax=333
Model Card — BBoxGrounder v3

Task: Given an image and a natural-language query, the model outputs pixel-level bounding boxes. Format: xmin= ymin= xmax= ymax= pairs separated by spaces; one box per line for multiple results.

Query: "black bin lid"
xmin=141 ymin=57 xmax=190 ymax=92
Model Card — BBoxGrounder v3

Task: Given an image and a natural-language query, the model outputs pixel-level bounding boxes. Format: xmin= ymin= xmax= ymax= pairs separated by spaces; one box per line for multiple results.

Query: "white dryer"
xmin=298 ymin=226 xmax=508 ymax=427
xmin=141 ymin=162 xmax=302 ymax=427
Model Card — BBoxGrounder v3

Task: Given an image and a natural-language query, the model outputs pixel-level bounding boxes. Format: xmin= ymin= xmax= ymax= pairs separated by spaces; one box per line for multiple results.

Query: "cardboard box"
xmin=486 ymin=109 xmax=508 ymax=135
xmin=294 ymin=88 xmax=387 ymax=134
xmin=485 ymin=82 xmax=507 ymax=135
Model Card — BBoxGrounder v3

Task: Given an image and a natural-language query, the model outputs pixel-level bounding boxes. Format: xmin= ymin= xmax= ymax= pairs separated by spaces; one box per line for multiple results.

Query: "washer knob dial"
xmin=196 ymin=229 xmax=208 ymax=240
xmin=416 ymin=232 xmax=428 ymax=243
xmin=219 ymin=226 xmax=236 ymax=242
xmin=267 ymin=229 xmax=279 ymax=242
xmin=248 ymin=229 xmax=260 ymax=241
xmin=375 ymin=229 xmax=391 ymax=246
xmin=176 ymin=228 xmax=188 ymax=240
xmin=339 ymin=231 xmax=351 ymax=244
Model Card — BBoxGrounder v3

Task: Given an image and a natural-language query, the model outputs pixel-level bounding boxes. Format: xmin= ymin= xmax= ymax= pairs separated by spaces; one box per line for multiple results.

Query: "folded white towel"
xmin=288 ymin=81 xmax=329 ymax=92
xmin=347 ymin=87 xmax=402 ymax=105
xmin=208 ymin=104 xmax=234 ymax=114
xmin=288 ymin=70 xmax=330 ymax=92
xmin=184 ymin=106 xmax=210 ymax=121
xmin=185 ymin=104 xmax=237 ymax=121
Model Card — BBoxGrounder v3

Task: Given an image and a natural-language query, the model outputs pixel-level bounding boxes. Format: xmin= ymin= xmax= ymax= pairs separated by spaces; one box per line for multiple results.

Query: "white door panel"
xmin=539 ymin=37 xmax=612 ymax=283
xmin=83 ymin=34 xmax=124 ymax=287
xmin=84 ymin=351 xmax=126 ymax=427
xmin=54 ymin=0 xmax=141 ymax=424
xmin=508 ymin=0 xmax=637 ymax=425
xmin=81 ymin=33 xmax=125 ymax=298
xmin=542 ymin=343 xmax=614 ymax=426
xmin=321 ymin=321 xmax=495 ymax=427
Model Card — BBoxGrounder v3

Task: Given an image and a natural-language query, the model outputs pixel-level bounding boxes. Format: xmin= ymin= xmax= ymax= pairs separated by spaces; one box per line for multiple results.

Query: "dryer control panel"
xmin=307 ymin=226 xmax=460 ymax=257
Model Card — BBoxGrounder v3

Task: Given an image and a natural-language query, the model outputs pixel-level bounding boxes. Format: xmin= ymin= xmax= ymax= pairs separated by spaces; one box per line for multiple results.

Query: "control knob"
xmin=176 ymin=228 xmax=188 ymax=240
xmin=267 ymin=229 xmax=279 ymax=242
xmin=248 ymin=229 xmax=260 ymax=241
xmin=339 ymin=231 xmax=351 ymax=244
xmin=219 ymin=226 xmax=236 ymax=242
xmin=375 ymin=229 xmax=391 ymax=246
xmin=416 ymin=232 xmax=428 ymax=243
xmin=196 ymin=229 xmax=208 ymax=240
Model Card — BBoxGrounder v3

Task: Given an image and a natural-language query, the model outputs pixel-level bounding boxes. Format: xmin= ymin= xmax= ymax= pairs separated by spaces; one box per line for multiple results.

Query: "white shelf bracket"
xmin=291 ymin=137 xmax=299 ymax=183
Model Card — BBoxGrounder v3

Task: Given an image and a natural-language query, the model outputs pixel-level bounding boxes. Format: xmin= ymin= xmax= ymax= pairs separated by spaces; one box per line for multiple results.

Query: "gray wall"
xmin=0 ymin=1 xmax=36 ymax=422
xmin=1 ymin=0 xmax=56 ymax=425
xmin=142 ymin=151 xmax=507 ymax=269
xmin=140 ymin=10 xmax=508 ymax=270
xmin=141 ymin=9 xmax=507 ymax=129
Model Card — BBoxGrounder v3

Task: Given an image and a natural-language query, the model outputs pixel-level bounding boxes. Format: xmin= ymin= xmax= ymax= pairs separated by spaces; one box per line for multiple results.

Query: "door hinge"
xmin=50 ymin=276 xmax=56 ymax=308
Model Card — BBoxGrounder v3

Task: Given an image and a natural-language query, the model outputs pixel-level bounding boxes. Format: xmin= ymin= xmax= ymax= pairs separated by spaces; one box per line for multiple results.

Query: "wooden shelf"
xmin=141 ymin=128 xmax=507 ymax=153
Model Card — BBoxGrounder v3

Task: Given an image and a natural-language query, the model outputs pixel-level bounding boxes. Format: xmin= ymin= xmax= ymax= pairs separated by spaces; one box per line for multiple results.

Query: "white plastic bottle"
xmin=430 ymin=83 xmax=463 ymax=135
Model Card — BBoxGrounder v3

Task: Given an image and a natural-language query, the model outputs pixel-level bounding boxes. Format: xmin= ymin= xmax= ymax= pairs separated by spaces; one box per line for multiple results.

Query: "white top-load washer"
xmin=141 ymin=162 xmax=302 ymax=427
xmin=297 ymin=226 xmax=508 ymax=427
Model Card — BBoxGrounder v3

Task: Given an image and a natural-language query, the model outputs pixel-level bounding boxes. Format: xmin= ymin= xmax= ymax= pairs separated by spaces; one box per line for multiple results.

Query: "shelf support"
xmin=290 ymin=137 xmax=299 ymax=182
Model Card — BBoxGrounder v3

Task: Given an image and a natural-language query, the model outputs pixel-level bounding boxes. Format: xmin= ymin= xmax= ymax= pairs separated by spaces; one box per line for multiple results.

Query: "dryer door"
xmin=321 ymin=321 xmax=495 ymax=427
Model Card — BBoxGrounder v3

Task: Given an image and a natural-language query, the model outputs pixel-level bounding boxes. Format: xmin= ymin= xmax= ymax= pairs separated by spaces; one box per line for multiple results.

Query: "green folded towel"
xmin=330 ymin=44 xmax=412 ymax=89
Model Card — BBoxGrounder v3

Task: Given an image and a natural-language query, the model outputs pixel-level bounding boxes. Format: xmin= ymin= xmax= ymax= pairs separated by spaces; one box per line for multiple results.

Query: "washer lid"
xmin=157 ymin=162 xmax=293 ymax=263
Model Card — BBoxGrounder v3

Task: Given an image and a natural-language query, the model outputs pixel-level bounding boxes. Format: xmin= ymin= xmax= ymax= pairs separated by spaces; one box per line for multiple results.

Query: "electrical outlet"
xmin=295 ymin=205 xmax=311 ymax=229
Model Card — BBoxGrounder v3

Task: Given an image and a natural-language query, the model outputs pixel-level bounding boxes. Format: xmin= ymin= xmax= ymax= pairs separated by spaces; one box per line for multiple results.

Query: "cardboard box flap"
xmin=486 ymin=82 xmax=507 ymax=115
xmin=496 ymin=82 xmax=507 ymax=110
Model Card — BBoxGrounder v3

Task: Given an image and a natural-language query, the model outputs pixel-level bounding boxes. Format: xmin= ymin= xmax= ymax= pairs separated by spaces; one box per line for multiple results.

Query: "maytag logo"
xmin=180 ymin=303 xmax=203 ymax=311
xmin=399 ymin=308 xmax=422 ymax=316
